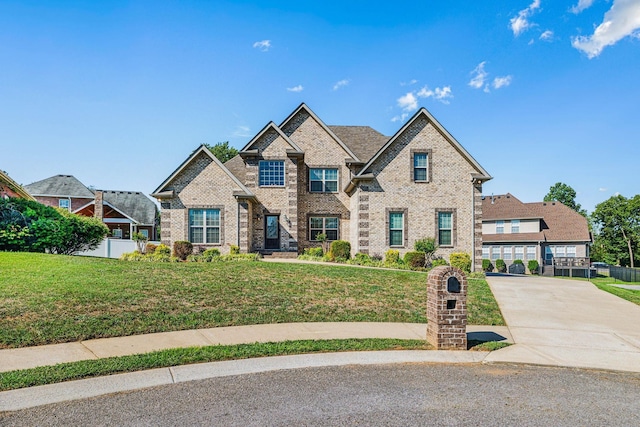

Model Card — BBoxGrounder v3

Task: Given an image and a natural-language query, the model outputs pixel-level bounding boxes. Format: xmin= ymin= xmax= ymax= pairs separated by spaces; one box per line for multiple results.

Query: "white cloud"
xmin=391 ymin=113 xmax=409 ymax=122
xmin=599 ymin=187 xmax=608 ymax=192
xmin=571 ymin=0 xmax=596 ymax=14
xmin=332 ymin=79 xmax=350 ymax=91
xmin=397 ymin=92 xmax=418 ymax=112
xmin=510 ymin=0 xmax=541 ymax=36
xmin=540 ymin=30 xmax=554 ymax=41
xmin=401 ymin=79 xmax=418 ymax=86
xmin=286 ymin=85 xmax=304 ymax=92
xmin=232 ymin=126 xmax=252 ymax=138
xmin=253 ymin=40 xmax=271 ymax=51
xmin=572 ymin=0 xmax=640 ymax=58
xmin=493 ymin=75 xmax=513 ymax=89
xmin=468 ymin=62 xmax=488 ymax=89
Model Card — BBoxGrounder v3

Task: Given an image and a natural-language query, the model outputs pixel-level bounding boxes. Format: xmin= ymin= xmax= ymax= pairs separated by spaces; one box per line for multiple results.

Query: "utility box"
xmin=426 ymin=265 xmax=467 ymax=350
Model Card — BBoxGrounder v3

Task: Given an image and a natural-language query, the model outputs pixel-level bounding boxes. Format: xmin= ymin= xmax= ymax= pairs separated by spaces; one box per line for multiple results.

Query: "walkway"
xmin=484 ymin=274 xmax=640 ymax=372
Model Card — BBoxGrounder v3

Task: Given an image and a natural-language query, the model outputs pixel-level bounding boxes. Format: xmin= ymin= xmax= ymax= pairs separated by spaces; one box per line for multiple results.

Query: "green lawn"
xmin=589 ymin=277 xmax=640 ymax=306
xmin=0 ymin=252 xmax=505 ymax=348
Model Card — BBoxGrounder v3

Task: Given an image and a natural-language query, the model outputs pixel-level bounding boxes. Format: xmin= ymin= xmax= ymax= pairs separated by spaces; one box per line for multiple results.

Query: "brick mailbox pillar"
xmin=426 ymin=265 xmax=467 ymax=350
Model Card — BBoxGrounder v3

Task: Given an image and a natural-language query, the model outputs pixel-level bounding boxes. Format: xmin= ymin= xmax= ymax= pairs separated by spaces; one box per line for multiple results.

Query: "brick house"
xmin=152 ymin=103 xmax=492 ymax=269
xmin=482 ymin=193 xmax=591 ymax=275
xmin=0 ymin=170 xmax=35 ymax=200
xmin=25 ymin=175 xmax=158 ymax=240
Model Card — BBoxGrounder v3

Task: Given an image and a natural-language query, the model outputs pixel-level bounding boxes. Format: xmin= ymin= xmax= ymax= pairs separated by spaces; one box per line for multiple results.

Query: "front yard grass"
xmin=590 ymin=277 xmax=640 ymax=306
xmin=0 ymin=252 xmax=504 ymax=349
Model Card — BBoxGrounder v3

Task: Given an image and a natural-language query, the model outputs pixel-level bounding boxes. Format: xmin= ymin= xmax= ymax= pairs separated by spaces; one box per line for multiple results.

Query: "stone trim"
xmin=410 ymin=149 xmax=432 ymax=183
xmin=385 ymin=207 xmax=408 ymax=248
xmin=435 ymin=208 xmax=457 ymax=248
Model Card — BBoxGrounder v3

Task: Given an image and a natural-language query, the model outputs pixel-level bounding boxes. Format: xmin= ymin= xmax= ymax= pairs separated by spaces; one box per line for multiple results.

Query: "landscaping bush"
xmin=450 ymin=252 xmax=471 ymax=273
xmin=528 ymin=260 xmax=539 ymax=274
xmin=305 ymin=247 xmax=324 ymax=257
xmin=431 ymin=258 xmax=449 ymax=267
xmin=495 ymin=259 xmax=506 ymax=273
xmin=330 ymin=240 xmax=351 ymax=261
xmin=468 ymin=271 xmax=486 ymax=279
xmin=414 ymin=237 xmax=438 ymax=266
xmin=385 ymin=249 xmax=400 ymax=264
xmin=482 ymin=259 xmax=494 ymax=272
xmin=404 ymin=251 xmax=426 ymax=269
xmin=132 ymin=232 xmax=148 ymax=253
xmin=202 ymin=248 xmax=221 ymax=261
xmin=173 ymin=241 xmax=193 ymax=261
xmin=155 ymin=244 xmax=171 ymax=256
xmin=230 ymin=245 xmax=240 ymax=255
xmin=145 ymin=243 xmax=157 ymax=254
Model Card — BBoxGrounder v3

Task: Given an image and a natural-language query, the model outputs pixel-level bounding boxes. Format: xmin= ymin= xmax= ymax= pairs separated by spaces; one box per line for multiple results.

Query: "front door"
xmin=265 ymin=215 xmax=280 ymax=250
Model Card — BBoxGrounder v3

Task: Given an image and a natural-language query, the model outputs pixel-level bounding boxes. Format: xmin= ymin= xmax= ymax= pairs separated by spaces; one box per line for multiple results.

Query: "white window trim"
xmin=413 ymin=152 xmax=428 ymax=182
xmin=309 ymin=168 xmax=338 ymax=193
xmin=189 ymin=209 xmax=221 ymax=244
xmin=59 ymin=199 xmax=70 ymax=210
xmin=496 ymin=220 xmax=504 ymax=234
xmin=309 ymin=217 xmax=339 ymax=241
xmin=389 ymin=212 xmax=404 ymax=247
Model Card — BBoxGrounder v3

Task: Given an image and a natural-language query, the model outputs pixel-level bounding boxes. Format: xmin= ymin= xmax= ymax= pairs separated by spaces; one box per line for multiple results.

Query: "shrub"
xmin=187 ymin=254 xmax=203 ymax=262
xmin=305 ymin=247 xmax=324 ymax=257
xmin=120 ymin=251 xmax=145 ymax=261
xmin=173 ymin=241 xmax=193 ymax=260
xmin=528 ymin=260 xmax=539 ymax=274
xmin=450 ymin=252 xmax=472 ymax=273
xmin=404 ymin=251 xmax=426 ymax=269
xmin=230 ymin=245 xmax=240 ymax=255
xmin=220 ymin=253 xmax=260 ymax=262
xmin=385 ymin=249 xmax=400 ymax=264
xmin=132 ymin=232 xmax=148 ymax=253
xmin=414 ymin=237 xmax=438 ymax=266
xmin=330 ymin=240 xmax=351 ymax=260
xmin=202 ymin=248 xmax=220 ymax=261
xmin=513 ymin=259 xmax=524 ymax=265
xmin=495 ymin=259 xmax=506 ymax=272
xmin=145 ymin=243 xmax=157 ymax=254
xmin=431 ymin=258 xmax=449 ymax=267
xmin=468 ymin=271 xmax=486 ymax=279
xmin=482 ymin=259 xmax=494 ymax=272
xmin=155 ymin=244 xmax=171 ymax=256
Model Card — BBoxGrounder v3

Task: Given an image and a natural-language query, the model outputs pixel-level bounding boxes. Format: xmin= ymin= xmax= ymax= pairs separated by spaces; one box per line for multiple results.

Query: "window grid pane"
xmin=503 ymin=246 xmax=513 ymax=260
xmin=389 ymin=212 xmax=404 ymax=246
xmin=309 ymin=217 xmax=339 ymax=241
xmin=515 ymin=246 xmax=524 ymax=260
xmin=438 ymin=212 xmax=452 ymax=246
xmin=309 ymin=168 xmax=338 ymax=193
xmin=526 ymin=246 xmax=536 ymax=260
xmin=189 ymin=209 xmax=220 ymax=244
xmin=259 ymin=161 xmax=285 ymax=186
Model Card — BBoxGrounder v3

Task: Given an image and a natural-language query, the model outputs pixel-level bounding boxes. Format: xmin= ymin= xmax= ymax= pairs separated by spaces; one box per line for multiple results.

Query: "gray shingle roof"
xmin=25 ymin=175 xmax=95 ymax=199
xmin=328 ymin=126 xmax=389 ymax=163
xmin=101 ymin=190 xmax=157 ymax=225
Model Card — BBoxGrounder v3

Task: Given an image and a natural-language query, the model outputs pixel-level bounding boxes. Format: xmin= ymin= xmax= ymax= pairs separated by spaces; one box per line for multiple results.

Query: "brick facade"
xmin=426 ymin=266 xmax=468 ymax=350
xmin=154 ymin=104 xmax=491 ymax=266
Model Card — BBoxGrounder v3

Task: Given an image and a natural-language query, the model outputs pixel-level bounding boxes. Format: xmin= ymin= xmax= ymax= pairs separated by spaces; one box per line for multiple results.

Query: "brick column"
xmin=426 ymin=265 xmax=467 ymax=350
xmin=94 ymin=190 xmax=104 ymax=221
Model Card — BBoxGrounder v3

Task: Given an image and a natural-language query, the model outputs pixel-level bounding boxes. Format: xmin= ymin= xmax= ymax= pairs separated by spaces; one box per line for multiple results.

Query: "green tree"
xmin=205 ymin=141 xmax=238 ymax=163
xmin=544 ymin=182 xmax=587 ymax=216
xmin=591 ymin=194 xmax=640 ymax=267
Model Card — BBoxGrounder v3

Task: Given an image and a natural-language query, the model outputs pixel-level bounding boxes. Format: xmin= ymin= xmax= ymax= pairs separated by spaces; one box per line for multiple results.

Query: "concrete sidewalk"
xmin=484 ymin=274 xmax=640 ymax=372
xmin=0 ymin=322 xmax=512 ymax=373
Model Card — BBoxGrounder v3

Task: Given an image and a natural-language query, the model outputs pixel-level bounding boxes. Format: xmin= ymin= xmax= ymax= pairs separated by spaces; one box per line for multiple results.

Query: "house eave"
xmin=150 ymin=190 xmax=176 ymax=200
xmin=344 ymin=173 xmax=375 ymax=194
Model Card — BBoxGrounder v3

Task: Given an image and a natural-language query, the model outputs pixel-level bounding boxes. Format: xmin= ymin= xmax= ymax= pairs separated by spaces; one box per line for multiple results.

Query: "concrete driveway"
xmin=485 ymin=274 xmax=640 ymax=372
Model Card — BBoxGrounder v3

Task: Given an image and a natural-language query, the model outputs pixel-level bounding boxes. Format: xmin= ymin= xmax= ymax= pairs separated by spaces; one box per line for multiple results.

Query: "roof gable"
xmin=240 ymin=122 xmax=303 ymax=154
xmin=25 ymin=175 xmax=95 ymax=198
xmin=0 ymin=170 xmax=35 ymax=200
xmin=279 ymin=103 xmax=360 ymax=161
xmin=357 ymin=108 xmax=491 ymax=180
xmin=152 ymin=145 xmax=253 ymax=198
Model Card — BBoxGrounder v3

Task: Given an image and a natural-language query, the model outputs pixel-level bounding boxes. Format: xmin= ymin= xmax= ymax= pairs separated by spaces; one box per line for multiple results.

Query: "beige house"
xmin=482 ymin=193 xmax=591 ymax=275
xmin=152 ymin=103 xmax=491 ymax=269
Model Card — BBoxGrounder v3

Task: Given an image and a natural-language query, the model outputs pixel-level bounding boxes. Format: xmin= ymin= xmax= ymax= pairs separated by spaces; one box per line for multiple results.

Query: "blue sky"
xmin=1 ymin=0 xmax=639 ymax=213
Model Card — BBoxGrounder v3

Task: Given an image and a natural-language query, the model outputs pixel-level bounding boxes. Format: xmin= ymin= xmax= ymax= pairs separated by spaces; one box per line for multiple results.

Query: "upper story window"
xmin=511 ymin=219 xmax=520 ymax=233
xmin=309 ymin=168 xmax=338 ymax=193
xmin=413 ymin=153 xmax=428 ymax=182
xmin=189 ymin=209 xmax=220 ymax=244
xmin=496 ymin=220 xmax=504 ymax=234
xmin=59 ymin=199 xmax=70 ymax=210
xmin=259 ymin=161 xmax=285 ymax=187
xmin=438 ymin=212 xmax=453 ymax=246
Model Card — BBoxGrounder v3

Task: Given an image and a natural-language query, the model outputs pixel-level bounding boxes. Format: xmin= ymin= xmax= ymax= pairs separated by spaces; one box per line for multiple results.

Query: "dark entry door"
xmin=265 ymin=215 xmax=280 ymax=250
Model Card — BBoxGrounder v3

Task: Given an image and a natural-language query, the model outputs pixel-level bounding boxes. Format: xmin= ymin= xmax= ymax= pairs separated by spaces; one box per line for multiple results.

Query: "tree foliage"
xmin=0 ymin=198 xmax=108 ymax=254
xmin=544 ymin=182 xmax=587 ymax=216
xmin=205 ymin=141 xmax=238 ymax=163
xmin=591 ymin=194 xmax=640 ymax=267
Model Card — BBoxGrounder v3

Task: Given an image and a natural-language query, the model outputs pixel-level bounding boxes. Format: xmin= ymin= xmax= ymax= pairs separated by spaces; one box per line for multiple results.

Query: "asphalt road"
xmin=2 ymin=363 xmax=639 ymax=426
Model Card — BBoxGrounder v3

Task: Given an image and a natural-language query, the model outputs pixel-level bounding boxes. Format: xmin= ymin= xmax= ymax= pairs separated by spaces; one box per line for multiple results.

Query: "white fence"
xmin=77 ymin=238 xmax=161 ymax=259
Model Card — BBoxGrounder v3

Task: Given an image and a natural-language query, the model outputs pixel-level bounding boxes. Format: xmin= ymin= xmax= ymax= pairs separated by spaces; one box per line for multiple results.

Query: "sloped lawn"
xmin=0 ymin=252 xmax=504 ymax=348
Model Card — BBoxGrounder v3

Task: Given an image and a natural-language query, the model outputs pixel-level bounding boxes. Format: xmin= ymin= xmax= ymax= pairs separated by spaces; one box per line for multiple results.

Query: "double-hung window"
xmin=309 ymin=217 xmax=339 ymax=241
xmin=496 ymin=220 xmax=504 ymax=234
xmin=389 ymin=212 xmax=404 ymax=247
xmin=567 ymin=246 xmax=576 ymax=258
xmin=259 ymin=161 xmax=285 ymax=186
xmin=482 ymin=246 xmax=490 ymax=259
xmin=491 ymin=247 xmax=500 ymax=260
xmin=413 ymin=153 xmax=428 ymax=182
xmin=503 ymin=246 xmax=513 ymax=261
xmin=309 ymin=168 xmax=338 ymax=192
xmin=526 ymin=246 xmax=536 ymax=260
xmin=59 ymin=199 xmax=70 ymax=210
xmin=511 ymin=219 xmax=520 ymax=233
xmin=438 ymin=212 xmax=453 ymax=246
xmin=515 ymin=246 xmax=524 ymax=260
xmin=189 ymin=209 xmax=220 ymax=244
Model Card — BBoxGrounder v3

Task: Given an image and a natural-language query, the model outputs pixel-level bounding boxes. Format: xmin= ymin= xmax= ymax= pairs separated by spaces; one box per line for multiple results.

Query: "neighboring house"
xmin=152 ymin=103 xmax=492 ymax=269
xmin=0 ymin=170 xmax=35 ymax=200
xmin=482 ymin=193 xmax=591 ymax=275
xmin=24 ymin=175 xmax=158 ymax=240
